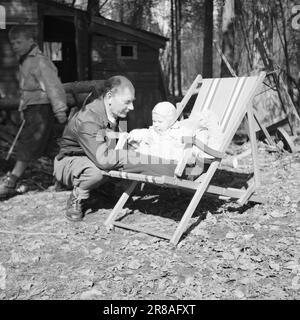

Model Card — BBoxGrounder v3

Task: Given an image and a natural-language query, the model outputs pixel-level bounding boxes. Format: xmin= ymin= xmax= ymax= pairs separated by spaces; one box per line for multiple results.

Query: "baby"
xmin=123 ymin=101 xmax=223 ymax=161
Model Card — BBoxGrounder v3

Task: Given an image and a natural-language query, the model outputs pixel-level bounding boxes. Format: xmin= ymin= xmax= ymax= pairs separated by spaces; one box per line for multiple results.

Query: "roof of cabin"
xmin=41 ymin=0 xmax=168 ymax=48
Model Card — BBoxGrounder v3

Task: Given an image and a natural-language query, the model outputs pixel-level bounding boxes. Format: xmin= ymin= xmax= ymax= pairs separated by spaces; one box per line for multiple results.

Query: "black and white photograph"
xmin=0 ymin=0 xmax=299 ymax=304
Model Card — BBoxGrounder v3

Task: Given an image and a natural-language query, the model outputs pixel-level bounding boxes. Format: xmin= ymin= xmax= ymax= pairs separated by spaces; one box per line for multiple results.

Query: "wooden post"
xmin=247 ymin=105 xmax=260 ymax=187
xmin=104 ymin=181 xmax=138 ymax=231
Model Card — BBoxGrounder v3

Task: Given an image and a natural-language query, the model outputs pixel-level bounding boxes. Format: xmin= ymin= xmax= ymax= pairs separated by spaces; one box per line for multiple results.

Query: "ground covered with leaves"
xmin=0 ymin=140 xmax=299 ymax=300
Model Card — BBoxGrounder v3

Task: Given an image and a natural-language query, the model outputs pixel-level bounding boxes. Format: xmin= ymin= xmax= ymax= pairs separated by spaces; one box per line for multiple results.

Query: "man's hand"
xmin=127 ymin=131 xmax=141 ymax=143
xmin=56 ymin=111 xmax=67 ymax=124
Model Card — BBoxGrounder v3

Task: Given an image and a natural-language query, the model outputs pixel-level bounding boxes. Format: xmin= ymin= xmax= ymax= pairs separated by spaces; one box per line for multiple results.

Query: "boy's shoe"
xmin=65 ymin=191 xmax=87 ymax=222
xmin=0 ymin=172 xmax=18 ymax=200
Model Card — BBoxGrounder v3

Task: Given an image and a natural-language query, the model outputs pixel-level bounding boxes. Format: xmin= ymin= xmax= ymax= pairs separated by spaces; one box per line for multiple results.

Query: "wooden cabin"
xmin=0 ymin=0 xmax=168 ymax=129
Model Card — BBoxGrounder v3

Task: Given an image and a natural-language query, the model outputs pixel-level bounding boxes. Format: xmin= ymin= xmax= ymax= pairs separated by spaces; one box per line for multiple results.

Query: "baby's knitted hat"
xmin=152 ymin=102 xmax=177 ymax=124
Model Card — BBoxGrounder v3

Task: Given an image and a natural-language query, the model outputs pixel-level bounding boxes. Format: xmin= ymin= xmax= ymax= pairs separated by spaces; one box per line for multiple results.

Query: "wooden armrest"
xmin=115 ymin=132 xmax=128 ymax=150
xmin=174 ymin=146 xmax=192 ymax=177
xmin=193 ymin=137 xmax=224 ymax=159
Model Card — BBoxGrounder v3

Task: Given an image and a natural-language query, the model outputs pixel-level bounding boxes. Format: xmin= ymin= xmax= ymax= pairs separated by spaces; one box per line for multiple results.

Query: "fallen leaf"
xmin=114 ymin=276 xmax=124 ymax=281
xmin=291 ymin=276 xmax=300 ymax=290
xmin=226 ymin=232 xmax=237 ymax=239
xmin=21 ymin=282 xmax=33 ymax=291
xmin=222 ymin=252 xmax=235 ymax=260
xmin=206 ymin=212 xmax=217 ymax=225
xmin=253 ymin=223 xmax=261 ymax=230
xmin=131 ymin=240 xmax=140 ymax=246
xmin=31 ymin=256 xmax=40 ymax=263
xmin=239 ymin=277 xmax=253 ymax=285
xmin=80 ymin=288 xmax=102 ymax=300
xmin=250 ymin=255 xmax=263 ymax=262
xmin=0 ymin=265 xmax=6 ymax=290
xmin=82 ymin=280 xmax=94 ymax=288
xmin=191 ymin=228 xmax=209 ymax=237
xmin=158 ymin=278 xmax=168 ymax=290
xmin=150 ymin=262 xmax=159 ymax=269
xmin=243 ymin=234 xmax=254 ymax=241
xmin=238 ymin=258 xmax=257 ymax=271
xmin=78 ymin=268 xmax=94 ymax=277
xmin=269 ymin=261 xmax=280 ymax=271
xmin=234 ymin=288 xmax=245 ymax=299
xmin=269 ymin=210 xmax=285 ymax=218
xmin=270 ymin=225 xmax=280 ymax=231
xmin=185 ymin=276 xmax=194 ymax=286
xmin=128 ymin=259 xmax=142 ymax=270
xmin=284 ymin=260 xmax=300 ymax=272
xmin=91 ymin=247 xmax=103 ymax=255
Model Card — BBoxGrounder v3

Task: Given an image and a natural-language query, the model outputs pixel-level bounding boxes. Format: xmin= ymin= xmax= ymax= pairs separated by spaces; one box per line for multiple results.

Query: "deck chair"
xmin=104 ymin=73 xmax=267 ymax=245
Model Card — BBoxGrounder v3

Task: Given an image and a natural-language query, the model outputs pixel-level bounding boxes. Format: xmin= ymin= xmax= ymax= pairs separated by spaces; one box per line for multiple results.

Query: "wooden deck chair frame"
xmin=104 ymin=72 xmax=267 ymax=245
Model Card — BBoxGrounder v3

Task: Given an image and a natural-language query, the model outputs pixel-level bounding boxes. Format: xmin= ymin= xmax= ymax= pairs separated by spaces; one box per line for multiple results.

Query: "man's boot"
xmin=0 ymin=172 xmax=18 ymax=200
xmin=65 ymin=190 xmax=87 ymax=222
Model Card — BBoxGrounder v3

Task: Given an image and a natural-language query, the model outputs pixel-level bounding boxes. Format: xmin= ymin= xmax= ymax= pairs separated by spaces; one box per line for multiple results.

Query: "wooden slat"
xmin=256 ymin=118 xmax=288 ymax=138
xmin=112 ymin=222 xmax=172 ymax=240
xmin=104 ymin=181 xmax=138 ymax=230
xmin=174 ymin=146 xmax=191 ymax=177
xmin=107 ymin=170 xmax=200 ymax=190
xmin=253 ymin=109 xmax=275 ymax=146
xmin=237 ymin=182 xmax=255 ymax=205
xmin=108 ymin=171 xmax=166 ymax=184
xmin=175 ymin=75 xmax=202 ymax=120
xmin=247 ymin=104 xmax=260 ymax=187
xmin=170 ymin=161 xmax=220 ymax=245
xmin=205 ymin=185 xmax=264 ymax=203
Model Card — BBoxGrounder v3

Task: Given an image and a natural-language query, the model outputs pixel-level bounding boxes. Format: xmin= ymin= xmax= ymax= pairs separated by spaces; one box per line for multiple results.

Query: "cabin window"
xmin=43 ymin=42 xmax=62 ymax=61
xmin=117 ymin=43 xmax=137 ymax=60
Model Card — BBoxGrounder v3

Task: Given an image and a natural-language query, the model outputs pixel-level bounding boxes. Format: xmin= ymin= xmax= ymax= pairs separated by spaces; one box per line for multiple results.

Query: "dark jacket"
xmin=57 ymin=98 xmax=127 ymax=171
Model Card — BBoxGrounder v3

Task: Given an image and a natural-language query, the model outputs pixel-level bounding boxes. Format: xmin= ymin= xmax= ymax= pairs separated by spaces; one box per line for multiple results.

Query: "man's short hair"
xmin=8 ymin=24 xmax=37 ymax=41
xmin=102 ymin=75 xmax=134 ymax=96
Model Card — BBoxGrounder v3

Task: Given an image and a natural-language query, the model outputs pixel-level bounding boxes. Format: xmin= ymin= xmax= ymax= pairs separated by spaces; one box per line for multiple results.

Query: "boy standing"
xmin=0 ymin=24 xmax=68 ymax=199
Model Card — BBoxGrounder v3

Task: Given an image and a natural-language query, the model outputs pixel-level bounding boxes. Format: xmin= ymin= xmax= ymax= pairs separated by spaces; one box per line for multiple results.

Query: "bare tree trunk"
xmin=203 ymin=0 xmax=213 ymax=77
xmin=221 ymin=0 xmax=235 ymax=76
xmin=175 ymin=0 xmax=182 ymax=96
xmin=119 ymin=0 xmax=124 ymax=23
xmin=235 ymin=0 xmax=253 ymax=71
xmin=87 ymin=0 xmax=100 ymax=19
xmin=171 ymin=0 xmax=175 ymax=96
xmin=128 ymin=0 xmax=144 ymax=28
xmin=276 ymin=0 xmax=294 ymax=100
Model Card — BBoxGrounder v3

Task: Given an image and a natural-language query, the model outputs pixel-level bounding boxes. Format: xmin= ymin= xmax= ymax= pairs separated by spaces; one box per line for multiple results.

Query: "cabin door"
xmin=43 ymin=15 xmax=78 ymax=83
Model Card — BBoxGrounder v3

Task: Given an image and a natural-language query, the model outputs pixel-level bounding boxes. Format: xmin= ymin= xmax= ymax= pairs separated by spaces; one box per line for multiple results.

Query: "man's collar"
xmin=89 ymin=98 xmax=117 ymax=129
xmin=104 ymin=100 xmax=117 ymax=125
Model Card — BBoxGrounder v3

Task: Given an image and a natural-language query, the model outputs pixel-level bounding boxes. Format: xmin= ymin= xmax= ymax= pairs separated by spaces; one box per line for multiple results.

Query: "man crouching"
xmin=54 ymin=76 xmax=135 ymax=222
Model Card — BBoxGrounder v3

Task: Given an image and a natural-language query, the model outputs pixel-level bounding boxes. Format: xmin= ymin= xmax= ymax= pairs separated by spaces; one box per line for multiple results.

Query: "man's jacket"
xmin=18 ymin=46 xmax=67 ymax=115
xmin=56 ymin=98 xmax=128 ymax=171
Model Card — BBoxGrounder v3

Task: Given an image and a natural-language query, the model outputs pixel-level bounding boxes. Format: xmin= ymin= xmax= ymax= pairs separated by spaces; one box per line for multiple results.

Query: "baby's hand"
xmin=128 ymin=129 xmax=143 ymax=143
xmin=115 ymin=132 xmax=129 ymax=150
